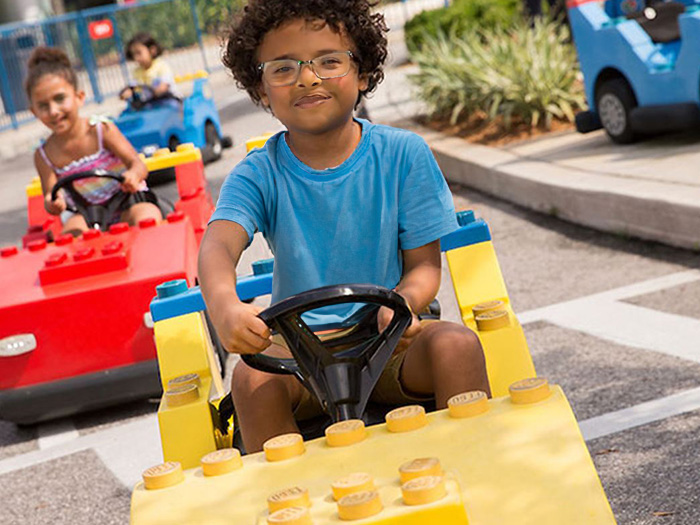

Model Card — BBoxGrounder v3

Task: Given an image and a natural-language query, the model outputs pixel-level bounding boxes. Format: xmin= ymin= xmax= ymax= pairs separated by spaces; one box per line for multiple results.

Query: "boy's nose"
xmin=297 ymin=63 xmax=320 ymax=86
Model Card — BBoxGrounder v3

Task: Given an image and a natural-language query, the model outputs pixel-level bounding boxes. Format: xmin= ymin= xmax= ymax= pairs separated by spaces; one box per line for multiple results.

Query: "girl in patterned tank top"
xmin=26 ymin=46 xmax=162 ymax=236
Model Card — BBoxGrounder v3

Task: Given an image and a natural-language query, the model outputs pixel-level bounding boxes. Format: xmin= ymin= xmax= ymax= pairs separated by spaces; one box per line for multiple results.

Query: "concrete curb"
xmin=416 ymin=126 xmax=700 ymax=252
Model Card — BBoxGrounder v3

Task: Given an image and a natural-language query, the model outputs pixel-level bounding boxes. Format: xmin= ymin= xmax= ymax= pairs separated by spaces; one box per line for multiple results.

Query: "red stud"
xmin=167 ymin=211 xmax=185 ymax=223
xmin=55 ymin=234 xmax=74 ymax=246
xmin=83 ymin=229 xmax=101 ymax=240
xmin=73 ymin=247 xmax=95 ymax=262
xmin=101 ymin=241 xmax=123 ymax=256
xmin=28 ymin=239 xmax=47 ymax=252
xmin=139 ymin=218 xmax=157 ymax=229
xmin=109 ymin=222 xmax=129 ymax=235
xmin=1 ymin=246 xmax=19 ymax=257
xmin=45 ymin=252 xmax=67 ymax=267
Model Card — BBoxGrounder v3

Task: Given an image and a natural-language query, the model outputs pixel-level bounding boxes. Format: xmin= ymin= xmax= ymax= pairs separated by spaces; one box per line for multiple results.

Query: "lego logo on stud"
xmin=201 ymin=448 xmax=242 ymax=476
xmin=509 ymin=377 xmax=551 ymax=405
xmin=267 ymin=506 xmax=312 ymax=525
xmin=165 ymin=383 xmax=199 ymax=407
xmin=472 ymin=300 xmax=504 ymax=317
xmin=385 ymin=405 xmax=428 ymax=433
xmin=337 ymin=490 xmax=383 ymax=520
xmin=475 ymin=309 xmax=509 ymax=331
xmin=264 ymin=433 xmax=305 ymax=462
xmin=448 ymin=390 xmax=489 ymax=418
xmin=267 ymin=486 xmax=311 ymax=513
xmin=331 ymin=472 xmax=375 ymax=501
xmin=401 ymin=475 xmax=447 ymax=506
xmin=325 ymin=419 xmax=366 ymax=447
xmin=399 ymin=457 xmax=442 ymax=484
xmin=167 ymin=373 xmax=201 ymax=389
xmin=142 ymin=461 xmax=184 ymax=490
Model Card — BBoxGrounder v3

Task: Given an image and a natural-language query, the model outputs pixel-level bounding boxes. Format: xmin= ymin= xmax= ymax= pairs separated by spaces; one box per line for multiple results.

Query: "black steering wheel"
xmin=51 ymin=169 xmax=128 ymax=230
xmin=242 ymin=284 xmax=412 ymax=422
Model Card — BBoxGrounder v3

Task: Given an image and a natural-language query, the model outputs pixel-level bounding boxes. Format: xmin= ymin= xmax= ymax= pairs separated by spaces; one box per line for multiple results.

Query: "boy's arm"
xmin=395 ymin=239 xmax=442 ymax=314
xmin=198 ymin=220 xmax=272 ymax=354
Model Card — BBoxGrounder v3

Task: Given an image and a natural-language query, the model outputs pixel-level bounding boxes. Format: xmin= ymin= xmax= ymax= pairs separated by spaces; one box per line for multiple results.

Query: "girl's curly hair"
xmin=222 ymin=0 xmax=388 ymax=107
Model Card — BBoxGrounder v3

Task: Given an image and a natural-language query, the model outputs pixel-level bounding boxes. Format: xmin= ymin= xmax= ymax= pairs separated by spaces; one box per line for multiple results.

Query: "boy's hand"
xmin=377 ymin=305 xmax=421 ymax=354
xmin=213 ymin=301 xmax=272 ymax=355
xmin=44 ymin=192 xmax=66 ymax=215
xmin=120 ymin=169 xmax=143 ymax=193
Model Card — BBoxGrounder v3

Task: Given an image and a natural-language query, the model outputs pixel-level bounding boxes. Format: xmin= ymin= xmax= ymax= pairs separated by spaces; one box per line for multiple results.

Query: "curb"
xmin=416 ymin=126 xmax=700 ymax=252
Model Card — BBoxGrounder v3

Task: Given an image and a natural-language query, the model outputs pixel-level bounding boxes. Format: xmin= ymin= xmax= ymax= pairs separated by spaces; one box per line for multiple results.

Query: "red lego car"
xmin=0 ymin=145 xmax=214 ymax=425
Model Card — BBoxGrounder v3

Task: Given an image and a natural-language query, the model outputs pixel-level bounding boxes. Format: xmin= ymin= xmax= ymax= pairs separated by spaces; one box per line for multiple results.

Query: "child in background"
xmin=27 ymin=47 xmax=161 ymax=235
xmin=121 ymin=33 xmax=180 ymax=103
xmin=198 ymin=0 xmax=491 ymax=453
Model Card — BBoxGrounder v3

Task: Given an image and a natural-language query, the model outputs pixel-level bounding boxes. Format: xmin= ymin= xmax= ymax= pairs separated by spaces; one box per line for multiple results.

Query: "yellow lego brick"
xmin=143 ymin=143 xmax=202 ymax=172
xmin=26 ymin=176 xmax=43 ymax=197
xmin=246 ymin=133 xmax=275 ymax=152
xmin=131 ymin=385 xmax=616 ymax=524
xmin=465 ymin=304 xmax=536 ymax=398
xmin=445 ymin=241 xmax=510 ymax=324
xmin=152 ymin=312 xmax=224 ymax=396
xmin=158 ymin=377 xmax=219 ymax=469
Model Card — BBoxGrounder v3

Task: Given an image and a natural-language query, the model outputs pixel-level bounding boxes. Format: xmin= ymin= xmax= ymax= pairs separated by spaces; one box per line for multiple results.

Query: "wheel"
xmin=168 ymin=135 xmax=180 ymax=152
xmin=595 ymin=78 xmax=637 ymax=144
xmin=204 ymin=122 xmax=223 ymax=163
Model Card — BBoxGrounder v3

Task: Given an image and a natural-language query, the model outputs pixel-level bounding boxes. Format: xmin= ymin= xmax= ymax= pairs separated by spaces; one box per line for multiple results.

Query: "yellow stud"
xmin=176 ymin=143 xmax=195 ymax=152
xmin=331 ymin=472 xmax=375 ymax=501
xmin=325 ymin=419 xmax=366 ymax=447
xmin=165 ymin=383 xmax=199 ymax=407
xmin=472 ymin=300 xmax=505 ymax=317
xmin=509 ymin=377 xmax=551 ymax=405
xmin=267 ymin=506 xmax=312 ymax=525
xmin=142 ymin=461 xmax=184 ymax=490
xmin=167 ymin=372 xmax=201 ymax=390
xmin=475 ymin=310 xmax=510 ymax=331
xmin=264 ymin=433 xmax=305 ymax=462
xmin=448 ymin=390 xmax=490 ymax=418
xmin=385 ymin=405 xmax=428 ymax=433
xmin=200 ymin=448 xmax=242 ymax=477
xmin=398 ymin=457 xmax=442 ymax=484
xmin=267 ymin=486 xmax=311 ymax=513
xmin=337 ymin=490 xmax=383 ymax=520
xmin=401 ymin=475 xmax=447 ymax=506
xmin=154 ymin=147 xmax=170 ymax=158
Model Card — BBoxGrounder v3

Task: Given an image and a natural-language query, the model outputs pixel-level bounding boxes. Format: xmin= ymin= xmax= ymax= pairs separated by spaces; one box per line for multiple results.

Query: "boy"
xmin=198 ymin=0 xmax=491 ymax=453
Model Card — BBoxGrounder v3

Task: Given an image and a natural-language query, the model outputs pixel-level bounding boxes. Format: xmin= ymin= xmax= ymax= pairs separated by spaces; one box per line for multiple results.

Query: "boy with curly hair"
xmin=199 ymin=0 xmax=491 ymax=453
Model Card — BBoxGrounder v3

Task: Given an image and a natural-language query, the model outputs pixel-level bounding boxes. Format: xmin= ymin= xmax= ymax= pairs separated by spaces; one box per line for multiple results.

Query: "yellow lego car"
xmin=130 ymin=211 xmax=616 ymax=524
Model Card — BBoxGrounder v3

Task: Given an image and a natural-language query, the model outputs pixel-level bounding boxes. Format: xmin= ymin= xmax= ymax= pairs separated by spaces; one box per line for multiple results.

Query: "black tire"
xmin=204 ymin=122 xmax=223 ymax=163
xmin=168 ymin=135 xmax=180 ymax=152
xmin=595 ymin=78 xmax=637 ymax=144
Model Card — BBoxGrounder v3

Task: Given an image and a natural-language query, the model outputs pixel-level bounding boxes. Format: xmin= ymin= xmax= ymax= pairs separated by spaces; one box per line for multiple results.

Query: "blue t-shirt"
xmin=210 ymin=119 xmax=458 ymax=325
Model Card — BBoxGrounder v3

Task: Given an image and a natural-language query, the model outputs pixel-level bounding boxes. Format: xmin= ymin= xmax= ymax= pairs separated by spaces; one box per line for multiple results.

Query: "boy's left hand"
xmin=120 ymin=170 xmax=143 ymax=193
xmin=377 ymin=305 xmax=422 ymax=354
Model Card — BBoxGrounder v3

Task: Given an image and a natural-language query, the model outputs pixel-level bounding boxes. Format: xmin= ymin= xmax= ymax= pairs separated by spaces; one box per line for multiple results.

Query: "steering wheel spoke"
xmin=51 ymin=170 xmax=126 ymax=230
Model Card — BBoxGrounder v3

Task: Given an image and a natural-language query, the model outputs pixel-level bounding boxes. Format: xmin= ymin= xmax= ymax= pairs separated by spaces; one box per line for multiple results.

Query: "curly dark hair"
xmin=25 ymin=47 xmax=78 ymax=99
xmin=221 ymin=0 xmax=388 ymax=107
xmin=125 ymin=32 xmax=163 ymax=60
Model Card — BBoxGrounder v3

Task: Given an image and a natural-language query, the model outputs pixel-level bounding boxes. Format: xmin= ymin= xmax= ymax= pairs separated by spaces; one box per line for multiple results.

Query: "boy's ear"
xmin=358 ymin=73 xmax=369 ymax=93
xmin=258 ymin=84 xmax=270 ymax=108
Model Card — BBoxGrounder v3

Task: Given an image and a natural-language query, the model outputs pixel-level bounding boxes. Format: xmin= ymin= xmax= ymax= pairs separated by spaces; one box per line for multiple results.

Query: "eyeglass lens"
xmin=262 ymin=52 xmax=352 ymax=86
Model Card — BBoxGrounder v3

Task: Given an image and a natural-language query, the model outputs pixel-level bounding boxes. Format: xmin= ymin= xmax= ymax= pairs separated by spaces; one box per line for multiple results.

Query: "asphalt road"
xmin=2 ymin=36 xmax=700 ymax=525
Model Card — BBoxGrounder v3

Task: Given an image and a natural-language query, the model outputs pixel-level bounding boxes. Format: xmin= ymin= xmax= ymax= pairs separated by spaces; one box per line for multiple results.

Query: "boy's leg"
xmin=121 ymin=201 xmax=162 ymax=225
xmin=400 ymin=321 xmax=491 ymax=408
xmin=230 ymin=344 xmax=307 ymax=453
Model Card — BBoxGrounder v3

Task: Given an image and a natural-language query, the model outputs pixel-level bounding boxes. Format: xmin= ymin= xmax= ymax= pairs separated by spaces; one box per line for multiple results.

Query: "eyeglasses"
xmin=258 ymin=51 xmax=355 ymax=87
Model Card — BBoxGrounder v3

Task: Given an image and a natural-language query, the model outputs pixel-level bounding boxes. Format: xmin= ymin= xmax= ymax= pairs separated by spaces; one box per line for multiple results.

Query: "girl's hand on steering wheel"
xmin=44 ymin=192 xmax=67 ymax=215
xmin=120 ymin=169 xmax=143 ymax=193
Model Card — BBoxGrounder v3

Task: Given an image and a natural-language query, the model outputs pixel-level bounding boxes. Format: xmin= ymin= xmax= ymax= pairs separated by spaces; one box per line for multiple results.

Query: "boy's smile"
xmin=257 ymin=19 xmax=368 ymax=137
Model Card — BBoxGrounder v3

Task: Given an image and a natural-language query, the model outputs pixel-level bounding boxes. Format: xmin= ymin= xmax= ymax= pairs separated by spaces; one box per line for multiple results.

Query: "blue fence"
xmin=0 ymin=0 xmax=221 ymax=131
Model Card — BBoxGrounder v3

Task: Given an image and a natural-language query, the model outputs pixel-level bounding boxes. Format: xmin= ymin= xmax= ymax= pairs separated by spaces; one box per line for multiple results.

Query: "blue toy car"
xmin=568 ymin=0 xmax=700 ymax=143
xmin=115 ymin=73 xmax=232 ymax=172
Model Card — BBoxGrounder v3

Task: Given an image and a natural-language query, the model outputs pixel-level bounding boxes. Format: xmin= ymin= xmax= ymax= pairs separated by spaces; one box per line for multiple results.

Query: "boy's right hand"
xmin=212 ymin=300 xmax=272 ymax=355
xmin=44 ymin=192 xmax=66 ymax=215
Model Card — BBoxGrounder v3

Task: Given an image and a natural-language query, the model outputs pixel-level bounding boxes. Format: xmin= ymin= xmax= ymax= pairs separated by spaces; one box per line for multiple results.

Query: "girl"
xmin=121 ymin=33 xmax=180 ymax=103
xmin=27 ymin=47 xmax=162 ymax=236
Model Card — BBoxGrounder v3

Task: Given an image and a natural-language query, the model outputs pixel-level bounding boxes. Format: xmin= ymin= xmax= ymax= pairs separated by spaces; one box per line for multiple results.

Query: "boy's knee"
xmin=424 ymin=323 xmax=483 ymax=363
xmin=231 ymin=360 xmax=271 ymax=399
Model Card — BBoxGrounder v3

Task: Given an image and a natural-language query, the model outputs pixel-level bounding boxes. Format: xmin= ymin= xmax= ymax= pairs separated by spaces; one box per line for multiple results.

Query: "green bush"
xmin=409 ymin=16 xmax=585 ymax=129
xmin=404 ymin=0 xmax=520 ymax=54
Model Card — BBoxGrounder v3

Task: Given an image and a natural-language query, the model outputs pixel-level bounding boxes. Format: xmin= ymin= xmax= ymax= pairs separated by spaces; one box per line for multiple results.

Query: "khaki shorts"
xmin=271 ymin=321 xmax=434 ymax=421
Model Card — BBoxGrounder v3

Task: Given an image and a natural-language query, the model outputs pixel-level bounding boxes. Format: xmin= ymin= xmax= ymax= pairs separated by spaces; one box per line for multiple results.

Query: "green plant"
xmin=404 ymin=0 xmax=520 ymax=54
xmin=409 ymin=16 xmax=585 ymax=130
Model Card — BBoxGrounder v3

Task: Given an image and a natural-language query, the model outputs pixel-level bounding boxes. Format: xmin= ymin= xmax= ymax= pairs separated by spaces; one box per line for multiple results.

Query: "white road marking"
xmin=37 ymin=420 xmax=79 ymax=450
xmin=580 ymin=386 xmax=700 ymax=441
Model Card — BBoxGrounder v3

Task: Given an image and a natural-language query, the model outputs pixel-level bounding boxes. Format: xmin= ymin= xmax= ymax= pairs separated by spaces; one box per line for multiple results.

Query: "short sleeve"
xmin=209 ymin=162 xmax=269 ymax=244
xmin=397 ymin=136 xmax=458 ymax=250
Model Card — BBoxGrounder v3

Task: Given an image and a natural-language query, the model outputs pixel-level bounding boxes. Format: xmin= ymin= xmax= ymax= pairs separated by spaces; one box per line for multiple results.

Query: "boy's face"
xmin=30 ymin=74 xmax=85 ymax=135
xmin=256 ymin=19 xmax=368 ymax=135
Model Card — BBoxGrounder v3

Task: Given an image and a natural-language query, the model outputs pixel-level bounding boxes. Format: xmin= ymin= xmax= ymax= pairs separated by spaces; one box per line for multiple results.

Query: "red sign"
xmin=88 ymin=20 xmax=114 ymax=40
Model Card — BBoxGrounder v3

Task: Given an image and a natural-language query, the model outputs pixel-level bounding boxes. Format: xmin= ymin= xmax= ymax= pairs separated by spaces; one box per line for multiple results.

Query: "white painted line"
xmin=580 ymin=386 xmax=700 ymax=441
xmin=0 ymin=415 xmax=161 ymax=488
xmin=37 ymin=420 xmax=79 ymax=450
